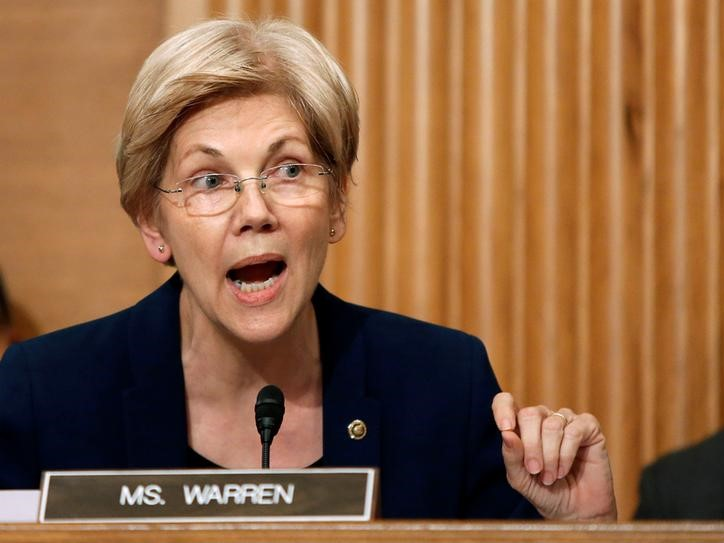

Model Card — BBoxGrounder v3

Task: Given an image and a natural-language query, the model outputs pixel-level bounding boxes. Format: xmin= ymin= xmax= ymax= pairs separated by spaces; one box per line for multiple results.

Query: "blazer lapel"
xmin=121 ymin=274 xmax=189 ymax=468
xmin=315 ymin=286 xmax=381 ymax=468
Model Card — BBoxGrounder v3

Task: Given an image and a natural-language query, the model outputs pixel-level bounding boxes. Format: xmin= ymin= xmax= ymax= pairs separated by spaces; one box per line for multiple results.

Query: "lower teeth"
xmin=233 ymin=275 xmax=277 ymax=293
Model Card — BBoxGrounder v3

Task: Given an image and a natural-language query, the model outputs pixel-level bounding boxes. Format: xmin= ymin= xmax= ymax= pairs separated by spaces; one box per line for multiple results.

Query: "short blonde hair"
xmin=116 ymin=18 xmax=359 ymax=224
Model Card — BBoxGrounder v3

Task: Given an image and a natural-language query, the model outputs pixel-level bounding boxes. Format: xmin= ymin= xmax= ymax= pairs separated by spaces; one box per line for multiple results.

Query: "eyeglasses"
xmin=155 ymin=163 xmax=332 ymax=217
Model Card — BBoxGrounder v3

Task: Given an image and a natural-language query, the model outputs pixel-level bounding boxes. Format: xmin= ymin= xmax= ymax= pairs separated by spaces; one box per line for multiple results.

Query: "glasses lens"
xmin=184 ymin=174 xmax=238 ymax=216
xmin=262 ymin=164 xmax=329 ymax=203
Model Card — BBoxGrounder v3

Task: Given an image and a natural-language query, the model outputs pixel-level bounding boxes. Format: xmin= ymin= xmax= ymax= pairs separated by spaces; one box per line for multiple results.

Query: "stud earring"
xmin=329 ymin=227 xmax=336 ymax=238
xmin=158 ymin=244 xmax=165 ymax=254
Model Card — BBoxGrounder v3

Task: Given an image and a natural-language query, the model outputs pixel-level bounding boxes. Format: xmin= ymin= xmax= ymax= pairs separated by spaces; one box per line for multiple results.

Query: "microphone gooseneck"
xmin=254 ymin=384 xmax=285 ymax=469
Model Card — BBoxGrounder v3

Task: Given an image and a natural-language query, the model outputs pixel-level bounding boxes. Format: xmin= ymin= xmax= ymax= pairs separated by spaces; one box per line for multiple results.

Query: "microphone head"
xmin=255 ymin=384 xmax=285 ymax=441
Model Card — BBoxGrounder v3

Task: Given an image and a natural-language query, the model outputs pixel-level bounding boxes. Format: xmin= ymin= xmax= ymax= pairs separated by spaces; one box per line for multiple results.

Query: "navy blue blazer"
xmin=0 ymin=274 xmax=536 ymax=519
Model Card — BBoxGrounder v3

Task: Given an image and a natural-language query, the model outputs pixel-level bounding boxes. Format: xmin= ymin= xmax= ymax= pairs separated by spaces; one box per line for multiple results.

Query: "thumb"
xmin=501 ymin=430 xmax=529 ymax=489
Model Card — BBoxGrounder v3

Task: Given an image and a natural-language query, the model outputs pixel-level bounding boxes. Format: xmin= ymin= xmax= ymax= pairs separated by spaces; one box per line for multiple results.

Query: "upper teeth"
xmin=233 ymin=275 xmax=277 ymax=293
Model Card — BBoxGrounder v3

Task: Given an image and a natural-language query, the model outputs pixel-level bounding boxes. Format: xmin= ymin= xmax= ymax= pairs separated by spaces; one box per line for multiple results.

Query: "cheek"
xmin=310 ymin=220 xmax=333 ymax=264
xmin=292 ymin=211 xmax=331 ymax=262
xmin=309 ymin=208 xmax=334 ymax=241
xmin=167 ymin=218 xmax=227 ymax=267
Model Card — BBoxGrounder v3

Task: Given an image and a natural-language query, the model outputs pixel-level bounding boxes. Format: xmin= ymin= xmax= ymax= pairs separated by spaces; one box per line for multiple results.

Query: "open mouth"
xmin=227 ymin=259 xmax=287 ymax=293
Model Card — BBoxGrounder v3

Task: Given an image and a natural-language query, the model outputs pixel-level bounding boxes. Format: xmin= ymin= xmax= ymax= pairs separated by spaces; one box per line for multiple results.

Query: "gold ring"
xmin=550 ymin=412 xmax=568 ymax=425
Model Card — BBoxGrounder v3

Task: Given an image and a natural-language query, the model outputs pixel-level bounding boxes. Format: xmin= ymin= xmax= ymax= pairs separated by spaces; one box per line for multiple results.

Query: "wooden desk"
xmin=2 ymin=521 xmax=724 ymax=543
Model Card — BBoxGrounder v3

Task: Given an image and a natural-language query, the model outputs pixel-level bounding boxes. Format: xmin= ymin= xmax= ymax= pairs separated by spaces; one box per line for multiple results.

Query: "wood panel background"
xmin=0 ymin=0 xmax=721 ymax=520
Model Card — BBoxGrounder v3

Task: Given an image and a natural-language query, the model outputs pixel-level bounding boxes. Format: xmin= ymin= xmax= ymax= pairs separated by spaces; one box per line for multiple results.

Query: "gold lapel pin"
xmin=347 ymin=419 xmax=367 ymax=440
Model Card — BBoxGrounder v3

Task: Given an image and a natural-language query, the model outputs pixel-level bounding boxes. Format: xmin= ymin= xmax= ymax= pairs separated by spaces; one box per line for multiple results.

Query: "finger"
xmin=500 ymin=429 xmax=529 ymax=489
xmin=491 ymin=392 xmax=517 ymax=431
xmin=557 ymin=412 xmax=602 ymax=478
xmin=540 ymin=411 xmax=568 ymax=485
xmin=517 ymin=405 xmax=549 ymax=475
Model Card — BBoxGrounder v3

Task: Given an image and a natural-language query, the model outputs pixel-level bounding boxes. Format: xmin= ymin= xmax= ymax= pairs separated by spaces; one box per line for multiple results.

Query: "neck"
xmin=179 ymin=290 xmax=321 ymax=405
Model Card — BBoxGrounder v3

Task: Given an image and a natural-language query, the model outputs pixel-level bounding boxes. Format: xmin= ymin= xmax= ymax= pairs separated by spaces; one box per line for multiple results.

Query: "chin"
xmin=227 ymin=317 xmax=295 ymax=346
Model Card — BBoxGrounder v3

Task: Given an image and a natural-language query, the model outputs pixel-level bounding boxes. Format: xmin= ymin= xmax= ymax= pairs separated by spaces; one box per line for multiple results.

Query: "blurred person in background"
xmin=636 ymin=430 xmax=724 ymax=519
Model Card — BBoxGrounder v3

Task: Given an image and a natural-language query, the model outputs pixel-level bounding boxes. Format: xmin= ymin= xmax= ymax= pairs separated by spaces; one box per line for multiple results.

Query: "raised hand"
xmin=492 ymin=392 xmax=617 ymax=520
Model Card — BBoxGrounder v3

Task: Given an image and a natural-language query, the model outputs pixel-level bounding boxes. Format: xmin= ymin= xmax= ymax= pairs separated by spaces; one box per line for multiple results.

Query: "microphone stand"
xmin=260 ymin=427 xmax=273 ymax=469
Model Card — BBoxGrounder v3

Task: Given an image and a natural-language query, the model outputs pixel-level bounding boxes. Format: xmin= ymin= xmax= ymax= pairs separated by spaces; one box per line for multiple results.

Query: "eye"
xmin=189 ymin=174 xmax=225 ymax=190
xmin=274 ymin=163 xmax=304 ymax=180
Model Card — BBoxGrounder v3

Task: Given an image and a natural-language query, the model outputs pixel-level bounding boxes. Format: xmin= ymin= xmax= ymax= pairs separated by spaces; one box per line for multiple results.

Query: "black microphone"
xmin=255 ymin=384 xmax=285 ymax=469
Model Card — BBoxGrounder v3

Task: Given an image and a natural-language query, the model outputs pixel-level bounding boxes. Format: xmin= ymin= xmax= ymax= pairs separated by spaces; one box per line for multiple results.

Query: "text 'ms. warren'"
xmin=119 ymin=483 xmax=295 ymax=506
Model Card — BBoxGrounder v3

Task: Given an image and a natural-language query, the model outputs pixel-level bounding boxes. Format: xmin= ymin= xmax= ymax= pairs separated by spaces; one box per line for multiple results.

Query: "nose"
xmin=231 ymin=178 xmax=279 ymax=234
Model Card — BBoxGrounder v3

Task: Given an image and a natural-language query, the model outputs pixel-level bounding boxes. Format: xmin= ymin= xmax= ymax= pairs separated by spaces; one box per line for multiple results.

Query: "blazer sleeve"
xmin=0 ymin=343 xmax=40 ymax=489
xmin=461 ymin=337 xmax=539 ymax=519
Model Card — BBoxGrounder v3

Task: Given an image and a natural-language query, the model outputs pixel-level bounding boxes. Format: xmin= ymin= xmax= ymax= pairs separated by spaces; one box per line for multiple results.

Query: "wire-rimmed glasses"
xmin=155 ymin=163 xmax=332 ymax=216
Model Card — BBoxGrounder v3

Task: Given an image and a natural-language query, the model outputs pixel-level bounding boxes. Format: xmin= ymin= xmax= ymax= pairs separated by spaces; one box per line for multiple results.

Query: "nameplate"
xmin=0 ymin=490 xmax=41 ymax=522
xmin=39 ymin=468 xmax=377 ymax=523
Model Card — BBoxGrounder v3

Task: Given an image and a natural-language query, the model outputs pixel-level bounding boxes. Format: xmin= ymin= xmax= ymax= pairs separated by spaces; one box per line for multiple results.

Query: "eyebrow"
xmin=267 ymin=136 xmax=308 ymax=155
xmin=178 ymin=136 xmax=309 ymax=163
xmin=178 ymin=145 xmax=223 ymax=162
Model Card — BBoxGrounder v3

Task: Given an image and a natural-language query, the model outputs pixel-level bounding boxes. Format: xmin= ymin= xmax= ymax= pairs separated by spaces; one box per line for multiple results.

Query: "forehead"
xmin=170 ymin=94 xmax=311 ymax=158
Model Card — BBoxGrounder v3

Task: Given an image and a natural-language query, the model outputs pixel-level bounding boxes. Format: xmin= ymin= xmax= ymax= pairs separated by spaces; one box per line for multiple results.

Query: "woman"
xmin=0 ymin=19 xmax=615 ymax=520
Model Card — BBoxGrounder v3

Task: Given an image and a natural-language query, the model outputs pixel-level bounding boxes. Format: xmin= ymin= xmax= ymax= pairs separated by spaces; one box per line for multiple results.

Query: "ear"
xmin=329 ymin=183 xmax=349 ymax=243
xmin=328 ymin=191 xmax=347 ymax=244
xmin=138 ymin=215 xmax=173 ymax=264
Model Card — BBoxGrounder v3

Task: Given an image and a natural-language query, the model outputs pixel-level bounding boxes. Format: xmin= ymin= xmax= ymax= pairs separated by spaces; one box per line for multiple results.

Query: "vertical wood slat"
xmin=576 ymin=0 xmax=592 ymax=415
xmin=672 ymin=0 xmax=688 ymax=445
xmin=345 ymin=0 xmax=372 ymax=304
xmin=683 ymin=0 xmax=712 ymax=442
xmin=487 ymin=0 xmax=522 ymax=393
xmin=459 ymin=1 xmax=482 ymax=340
xmin=524 ymin=0 xmax=546 ymax=404
xmin=446 ymin=0 xmax=464 ymax=330
xmin=554 ymin=0 xmax=579 ymax=412
xmin=541 ymin=0 xmax=558 ymax=402
xmin=640 ymin=0 xmax=657 ymax=464
xmin=381 ymin=0 xmax=402 ymax=310
xmin=478 ymin=0 xmax=494 ymax=346
xmin=606 ymin=0 xmax=626 ymax=490
xmin=511 ymin=0 xmax=529 ymax=398
xmin=411 ymin=0 xmax=431 ymax=319
xmin=720 ymin=0 xmax=724 ymax=427
xmin=705 ymin=0 xmax=721 ymax=431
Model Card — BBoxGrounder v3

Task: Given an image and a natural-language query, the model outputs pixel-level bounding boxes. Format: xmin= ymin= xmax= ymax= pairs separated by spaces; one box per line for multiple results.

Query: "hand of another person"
xmin=491 ymin=392 xmax=617 ymax=520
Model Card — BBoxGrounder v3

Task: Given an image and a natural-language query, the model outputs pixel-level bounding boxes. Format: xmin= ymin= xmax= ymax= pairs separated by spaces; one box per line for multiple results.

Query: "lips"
xmin=227 ymin=257 xmax=287 ymax=294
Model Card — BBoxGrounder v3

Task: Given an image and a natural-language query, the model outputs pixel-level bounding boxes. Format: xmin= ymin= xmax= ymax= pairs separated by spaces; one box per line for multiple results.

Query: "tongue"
xmin=236 ymin=262 xmax=279 ymax=283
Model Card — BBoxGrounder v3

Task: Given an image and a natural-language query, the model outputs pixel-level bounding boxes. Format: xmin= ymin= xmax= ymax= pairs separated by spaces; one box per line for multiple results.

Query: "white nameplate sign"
xmin=39 ymin=468 xmax=378 ymax=523
xmin=0 ymin=490 xmax=41 ymax=522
